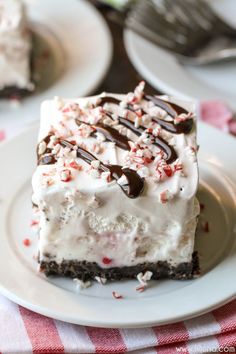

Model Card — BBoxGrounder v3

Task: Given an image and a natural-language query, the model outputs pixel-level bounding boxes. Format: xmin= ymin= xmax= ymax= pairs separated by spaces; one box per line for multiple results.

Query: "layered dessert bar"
xmin=0 ymin=0 xmax=34 ymax=98
xmin=32 ymin=82 xmax=200 ymax=281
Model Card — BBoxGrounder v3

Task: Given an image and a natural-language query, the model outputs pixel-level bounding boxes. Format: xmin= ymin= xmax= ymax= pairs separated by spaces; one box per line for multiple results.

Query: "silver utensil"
xmin=126 ymin=0 xmax=236 ymax=65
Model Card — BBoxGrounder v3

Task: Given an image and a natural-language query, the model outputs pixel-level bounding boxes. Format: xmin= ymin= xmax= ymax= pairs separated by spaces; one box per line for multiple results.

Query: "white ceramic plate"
xmin=124 ymin=0 xmax=236 ymax=109
xmin=0 ymin=123 xmax=236 ymax=328
xmin=0 ymin=0 xmax=112 ymax=137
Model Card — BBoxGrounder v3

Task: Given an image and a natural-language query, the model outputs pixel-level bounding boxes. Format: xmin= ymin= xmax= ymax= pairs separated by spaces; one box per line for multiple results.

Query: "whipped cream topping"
xmin=0 ymin=0 xmax=33 ymax=90
xmin=32 ymin=83 xmax=199 ymax=268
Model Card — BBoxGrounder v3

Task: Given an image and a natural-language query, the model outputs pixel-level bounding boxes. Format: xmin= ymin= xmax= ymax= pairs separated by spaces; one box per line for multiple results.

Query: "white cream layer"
xmin=32 ymin=92 xmax=199 ymax=268
xmin=0 ymin=0 xmax=33 ymax=90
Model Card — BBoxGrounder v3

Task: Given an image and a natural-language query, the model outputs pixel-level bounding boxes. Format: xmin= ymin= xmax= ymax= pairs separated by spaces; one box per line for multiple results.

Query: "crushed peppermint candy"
xmin=57 ymin=121 xmax=73 ymax=138
xmin=185 ymin=146 xmax=197 ymax=162
xmin=92 ymin=143 xmax=103 ymax=154
xmin=174 ymin=160 xmax=183 ymax=173
xmin=136 ymin=271 xmax=153 ymax=292
xmin=155 ymin=160 xmax=173 ymax=180
xmin=152 ymin=125 xmax=162 ymax=137
xmin=46 ymin=178 xmax=54 ymax=187
xmin=89 ymin=106 xmax=106 ymax=124
xmin=159 ymin=189 xmax=173 ymax=204
xmin=73 ymin=278 xmax=91 ymax=290
xmin=136 ymin=285 xmax=146 ymax=293
xmin=47 ymin=135 xmax=58 ymax=149
xmin=133 ymin=81 xmax=145 ymax=103
xmin=126 ymin=143 xmax=153 ymax=167
xmin=119 ymin=108 xmax=128 ymax=119
xmin=135 ymin=116 xmax=142 ymax=128
xmin=124 ymin=81 xmax=145 ymax=105
xmin=102 ymin=257 xmax=112 ymax=265
xmin=174 ymin=112 xmax=194 ymax=124
xmin=68 ymin=161 xmax=83 ymax=170
xmin=30 ymin=219 xmax=39 ymax=227
xmin=112 ymin=291 xmax=123 ymax=299
xmin=52 ymin=143 xmax=61 ymax=155
xmin=137 ymin=271 xmax=153 ymax=286
xmin=91 ymin=160 xmax=100 ymax=169
xmin=23 ymin=238 xmax=31 ymax=247
xmin=142 ymin=114 xmax=152 ymax=125
xmin=101 ymin=171 xmax=111 ymax=182
xmin=117 ymin=174 xmax=128 ymax=187
xmin=38 ymin=141 xmax=47 ymax=155
xmin=134 ymin=109 xmax=143 ymax=118
xmin=103 ymin=117 xmax=114 ymax=126
xmin=148 ymin=105 xmax=167 ymax=119
xmin=94 ymin=276 xmax=107 ymax=285
xmin=142 ymin=136 xmax=152 ymax=146
xmin=77 ymin=123 xmax=94 ymax=138
xmin=61 ymin=103 xmax=81 ymax=119
xmin=96 ymin=131 xmax=106 ymax=142
xmin=162 ymin=164 xmax=173 ymax=177
xmin=60 ymin=169 xmax=72 ymax=182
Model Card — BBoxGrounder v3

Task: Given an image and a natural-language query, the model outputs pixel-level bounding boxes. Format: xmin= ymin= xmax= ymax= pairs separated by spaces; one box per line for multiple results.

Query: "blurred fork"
xmin=126 ymin=0 xmax=236 ymax=65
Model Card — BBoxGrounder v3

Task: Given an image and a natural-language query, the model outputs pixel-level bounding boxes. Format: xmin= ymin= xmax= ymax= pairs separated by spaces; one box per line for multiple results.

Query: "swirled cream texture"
xmin=32 ymin=85 xmax=199 ymax=268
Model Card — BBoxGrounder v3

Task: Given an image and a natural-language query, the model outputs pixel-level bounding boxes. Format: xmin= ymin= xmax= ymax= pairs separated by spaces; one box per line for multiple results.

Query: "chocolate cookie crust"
xmin=40 ymin=251 xmax=199 ymax=281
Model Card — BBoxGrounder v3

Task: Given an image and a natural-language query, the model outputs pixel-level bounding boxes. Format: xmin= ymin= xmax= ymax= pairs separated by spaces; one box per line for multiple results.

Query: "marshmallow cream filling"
xmin=32 ymin=90 xmax=199 ymax=268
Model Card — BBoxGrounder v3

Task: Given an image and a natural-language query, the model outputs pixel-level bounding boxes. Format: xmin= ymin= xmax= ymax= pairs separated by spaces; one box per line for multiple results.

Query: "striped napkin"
xmin=0 ymin=100 xmax=236 ymax=354
xmin=0 ymin=294 xmax=235 ymax=353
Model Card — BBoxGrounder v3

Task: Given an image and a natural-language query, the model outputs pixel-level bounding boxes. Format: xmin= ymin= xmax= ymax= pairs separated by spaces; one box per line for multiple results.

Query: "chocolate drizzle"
xmin=38 ymin=154 xmax=57 ymax=165
xmin=77 ymin=113 xmax=177 ymax=163
xmin=99 ymin=96 xmax=121 ymax=106
xmin=37 ymin=134 xmax=57 ymax=165
xmin=144 ymin=95 xmax=193 ymax=134
xmin=100 ymin=95 xmax=193 ymax=135
xmin=152 ymin=116 xmax=193 ymax=134
xmin=76 ymin=119 xmax=130 ymax=151
xmin=95 ymin=123 xmax=130 ymax=150
xmin=60 ymin=140 xmax=144 ymax=199
xmin=144 ymin=95 xmax=188 ymax=117
xmin=37 ymin=93 xmax=194 ymax=199
xmin=107 ymin=113 xmax=177 ymax=164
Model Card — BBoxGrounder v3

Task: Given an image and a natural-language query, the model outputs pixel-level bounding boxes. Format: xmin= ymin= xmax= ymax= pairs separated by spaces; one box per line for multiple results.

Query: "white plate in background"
xmin=0 ymin=0 xmax=112 ymax=137
xmin=124 ymin=0 xmax=236 ymax=109
xmin=0 ymin=123 xmax=235 ymax=328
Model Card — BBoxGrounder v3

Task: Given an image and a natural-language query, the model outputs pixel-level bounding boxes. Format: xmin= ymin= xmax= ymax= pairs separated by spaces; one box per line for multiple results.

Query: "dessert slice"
xmin=32 ymin=82 xmax=200 ymax=281
xmin=0 ymin=0 xmax=34 ymax=98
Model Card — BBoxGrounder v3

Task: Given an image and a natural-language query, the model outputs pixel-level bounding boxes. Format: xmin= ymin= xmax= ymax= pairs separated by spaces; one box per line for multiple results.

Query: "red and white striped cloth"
xmin=0 ymin=101 xmax=236 ymax=354
xmin=0 ymin=294 xmax=236 ymax=354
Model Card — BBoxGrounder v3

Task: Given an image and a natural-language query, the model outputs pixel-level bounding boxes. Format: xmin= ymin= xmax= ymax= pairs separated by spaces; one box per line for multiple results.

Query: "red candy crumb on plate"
xmin=23 ymin=238 xmax=31 ymax=246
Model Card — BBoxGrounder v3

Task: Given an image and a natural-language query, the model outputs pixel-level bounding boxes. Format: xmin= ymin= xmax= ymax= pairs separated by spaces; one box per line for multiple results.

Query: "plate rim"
xmin=0 ymin=123 xmax=236 ymax=328
xmin=63 ymin=0 xmax=113 ymax=96
xmin=32 ymin=0 xmax=114 ymax=97
xmin=0 ymin=283 xmax=235 ymax=328
xmin=0 ymin=0 xmax=113 ymax=139
xmin=123 ymin=4 xmax=236 ymax=110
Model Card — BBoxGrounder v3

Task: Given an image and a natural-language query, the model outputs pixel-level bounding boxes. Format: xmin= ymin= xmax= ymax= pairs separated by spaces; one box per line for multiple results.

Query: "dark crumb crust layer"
xmin=0 ymin=47 xmax=34 ymax=99
xmin=0 ymin=85 xmax=33 ymax=99
xmin=39 ymin=251 xmax=200 ymax=281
